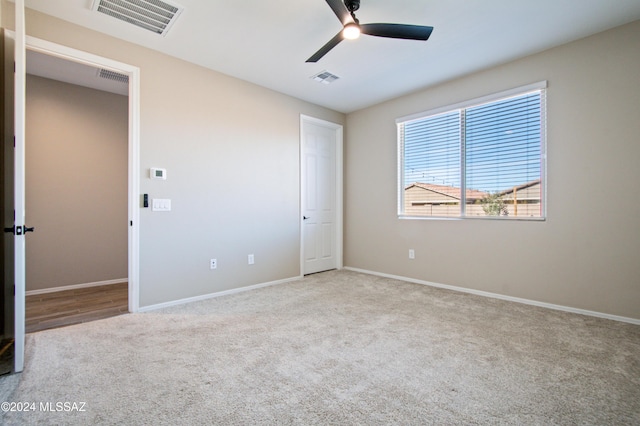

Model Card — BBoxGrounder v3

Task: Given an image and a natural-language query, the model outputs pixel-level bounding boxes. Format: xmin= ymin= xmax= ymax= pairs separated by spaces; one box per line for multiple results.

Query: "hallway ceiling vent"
xmin=91 ymin=0 xmax=184 ymax=36
xmin=98 ymin=69 xmax=130 ymax=84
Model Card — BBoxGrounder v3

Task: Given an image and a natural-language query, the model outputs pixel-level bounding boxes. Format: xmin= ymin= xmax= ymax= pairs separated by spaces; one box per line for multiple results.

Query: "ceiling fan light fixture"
xmin=343 ymin=23 xmax=360 ymax=40
xmin=306 ymin=0 xmax=433 ymax=62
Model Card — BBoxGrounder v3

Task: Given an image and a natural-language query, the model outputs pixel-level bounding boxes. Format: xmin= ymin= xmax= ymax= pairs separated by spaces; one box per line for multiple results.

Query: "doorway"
xmin=300 ymin=115 xmax=343 ymax=275
xmin=24 ymin=50 xmax=129 ymax=333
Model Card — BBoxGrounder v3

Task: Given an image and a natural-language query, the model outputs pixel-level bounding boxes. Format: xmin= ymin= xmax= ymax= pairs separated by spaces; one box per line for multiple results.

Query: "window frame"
xmin=397 ymin=81 xmax=547 ymax=221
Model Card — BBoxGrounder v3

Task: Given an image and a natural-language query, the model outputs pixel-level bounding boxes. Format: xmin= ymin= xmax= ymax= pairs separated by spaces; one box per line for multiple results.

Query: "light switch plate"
xmin=152 ymin=199 xmax=171 ymax=211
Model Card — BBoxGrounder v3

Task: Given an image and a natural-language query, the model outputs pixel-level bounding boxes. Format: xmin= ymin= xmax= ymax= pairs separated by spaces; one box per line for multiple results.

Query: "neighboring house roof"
xmin=496 ymin=179 xmax=542 ymax=202
xmin=406 ymin=183 xmax=487 ymax=201
xmin=497 ymin=179 xmax=541 ymax=196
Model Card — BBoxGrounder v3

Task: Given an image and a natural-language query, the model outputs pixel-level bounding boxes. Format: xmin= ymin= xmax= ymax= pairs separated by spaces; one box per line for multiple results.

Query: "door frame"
xmin=22 ymin=37 xmax=141 ymax=316
xmin=299 ymin=115 xmax=343 ymax=275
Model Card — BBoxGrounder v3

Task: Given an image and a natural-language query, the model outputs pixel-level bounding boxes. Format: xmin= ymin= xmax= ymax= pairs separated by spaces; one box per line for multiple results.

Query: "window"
xmin=397 ymin=82 xmax=546 ymax=220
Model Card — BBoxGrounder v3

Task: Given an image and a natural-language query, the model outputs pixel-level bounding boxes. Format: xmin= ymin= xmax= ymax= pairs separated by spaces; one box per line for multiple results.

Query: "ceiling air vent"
xmin=311 ymin=70 xmax=340 ymax=85
xmin=98 ymin=68 xmax=129 ymax=84
xmin=91 ymin=0 xmax=183 ymax=36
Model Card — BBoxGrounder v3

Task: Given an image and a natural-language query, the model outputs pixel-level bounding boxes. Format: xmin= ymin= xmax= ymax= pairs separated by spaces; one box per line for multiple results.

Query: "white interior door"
xmin=14 ymin=0 xmax=27 ymax=373
xmin=301 ymin=116 xmax=343 ymax=275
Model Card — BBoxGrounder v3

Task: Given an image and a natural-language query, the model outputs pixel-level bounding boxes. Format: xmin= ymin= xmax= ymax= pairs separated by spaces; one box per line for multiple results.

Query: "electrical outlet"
xmin=210 ymin=258 xmax=217 ymax=270
xmin=409 ymin=249 xmax=415 ymax=259
xmin=248 ymin=254 xmax=254 ymax=265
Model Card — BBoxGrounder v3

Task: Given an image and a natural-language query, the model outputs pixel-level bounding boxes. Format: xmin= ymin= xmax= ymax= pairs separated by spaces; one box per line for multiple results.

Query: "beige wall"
xmin=25 ymin=75 xmax=128 ymax=291
xmin=345 ymin=20 xmax=640 ymax=319
xmin=12 ymin=6 xmax=345 ymax=306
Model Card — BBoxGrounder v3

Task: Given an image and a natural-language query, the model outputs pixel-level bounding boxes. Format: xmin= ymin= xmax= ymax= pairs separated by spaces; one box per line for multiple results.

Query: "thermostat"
xmin=150 ymin=168 xmax=167 ymax=180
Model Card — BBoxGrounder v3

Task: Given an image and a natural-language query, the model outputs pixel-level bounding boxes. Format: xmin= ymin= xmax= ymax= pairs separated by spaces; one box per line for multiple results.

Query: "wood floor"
xmin=26 ymin=282 xmax=128 ymax=333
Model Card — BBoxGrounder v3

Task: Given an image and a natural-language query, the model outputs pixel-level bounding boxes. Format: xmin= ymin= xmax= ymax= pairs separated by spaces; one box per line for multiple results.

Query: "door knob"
xmin=12 ymin=225 xmax=35 ymax=235
xmin=303 ymin=216 xmax=310 ymax=220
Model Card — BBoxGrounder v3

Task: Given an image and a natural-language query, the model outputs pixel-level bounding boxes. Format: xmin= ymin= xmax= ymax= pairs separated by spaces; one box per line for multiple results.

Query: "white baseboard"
xmin=26 ymin=278 xmax=128 ymax=296
xmin=137 ymin=275 xmax=303 ymax=313
xmin=344 ymin=267 xmax=640 ymax=325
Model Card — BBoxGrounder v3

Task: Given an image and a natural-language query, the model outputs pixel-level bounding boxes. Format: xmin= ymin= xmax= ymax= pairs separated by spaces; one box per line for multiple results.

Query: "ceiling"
xmin=23 ymin=0 xmax=640 ymax=113
xmin=27 ymin=49 xmax=129 ymax=96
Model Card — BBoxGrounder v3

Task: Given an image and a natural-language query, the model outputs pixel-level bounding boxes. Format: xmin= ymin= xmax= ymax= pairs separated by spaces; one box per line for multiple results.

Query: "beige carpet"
xmin=1 ymin=270 xmax=639 ymax=425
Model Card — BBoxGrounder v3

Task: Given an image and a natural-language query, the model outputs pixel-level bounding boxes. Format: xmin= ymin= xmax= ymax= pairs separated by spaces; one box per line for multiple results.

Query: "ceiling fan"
xmin=306 ymin=0 xmax=434 ymax=63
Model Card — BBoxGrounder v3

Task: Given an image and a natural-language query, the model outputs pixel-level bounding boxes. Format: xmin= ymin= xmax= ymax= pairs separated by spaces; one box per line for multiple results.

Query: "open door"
xmin=12 ymin=0 xmax=27 ymax=373
xmin=0 ymin=1 xmax=26 ymax=374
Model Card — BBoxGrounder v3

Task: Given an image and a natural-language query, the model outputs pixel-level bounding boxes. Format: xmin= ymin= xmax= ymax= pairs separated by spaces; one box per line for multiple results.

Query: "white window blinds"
xmin=398 ymin=82 xmax=546 ymax=219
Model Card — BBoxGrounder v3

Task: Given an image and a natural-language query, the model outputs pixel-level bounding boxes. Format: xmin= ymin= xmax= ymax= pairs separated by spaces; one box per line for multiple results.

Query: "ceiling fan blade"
xmin=361 ymin=23 xmax=434 ymax=41
xmin=324 ymin=0 xmax=354 ymax=25
xmin=306 ymin=31 xmax=344 ymax=63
